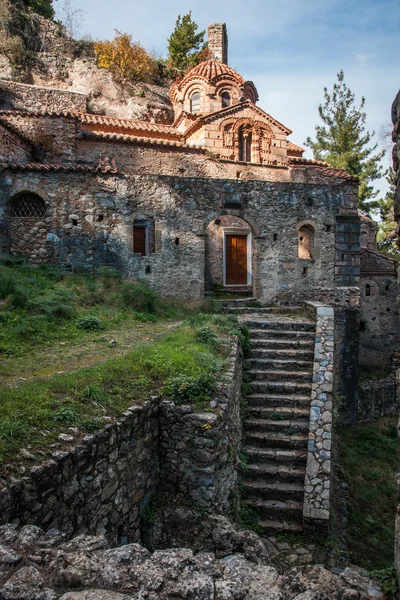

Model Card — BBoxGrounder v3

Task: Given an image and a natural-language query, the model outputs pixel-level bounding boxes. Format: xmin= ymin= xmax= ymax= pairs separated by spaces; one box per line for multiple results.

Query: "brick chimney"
xmin=208 ymin=23 xmax=228 ymax=65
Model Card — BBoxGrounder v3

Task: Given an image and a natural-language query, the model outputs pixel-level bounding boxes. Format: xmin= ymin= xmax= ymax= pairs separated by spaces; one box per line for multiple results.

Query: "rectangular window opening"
xmin=273 ymin=233 xmax=278 ymax=241
xmin=145 ymin=265 xmax=151 ymax=274
xmin=175 ymin=237 xmax=180 ymax=246
xmin=72 ymin=219 xmax=78 ymax=226
xmin=133 ymin=225 xmax=147 ymax=256
xmin=96 ymin=214 xmax=104 ymax=222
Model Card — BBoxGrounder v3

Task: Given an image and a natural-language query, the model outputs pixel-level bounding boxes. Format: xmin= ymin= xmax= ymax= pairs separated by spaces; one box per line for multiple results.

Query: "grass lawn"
xmin=337 ymin=417 xmax=399 ymax=571
xmin=0 ymin=261 xmax=249 ymax=464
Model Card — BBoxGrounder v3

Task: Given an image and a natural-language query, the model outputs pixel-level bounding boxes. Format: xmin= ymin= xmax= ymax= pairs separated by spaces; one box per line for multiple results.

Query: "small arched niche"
xmin=8 ymin=191 xmax=47 ymax=261
xmin=133 ymin=216 xmax=155 ymax=256
xmin=298 ymin=224 xmax=315 ymax=260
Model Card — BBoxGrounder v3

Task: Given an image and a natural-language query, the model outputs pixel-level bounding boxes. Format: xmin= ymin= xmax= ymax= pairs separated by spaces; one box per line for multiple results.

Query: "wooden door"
xmin=133 ymin=226 xmax=146 ymax=255
xmin=225 ymin=235 xmax=248 ymax=285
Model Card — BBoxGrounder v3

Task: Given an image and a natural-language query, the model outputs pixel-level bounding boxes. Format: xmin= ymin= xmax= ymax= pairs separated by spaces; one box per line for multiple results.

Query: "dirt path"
xmin=0 ymin=319 xmax=182 ymax=389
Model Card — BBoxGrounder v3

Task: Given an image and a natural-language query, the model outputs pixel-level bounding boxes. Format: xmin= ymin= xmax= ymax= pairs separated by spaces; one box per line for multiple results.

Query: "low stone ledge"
xmin=303 ymin=302 xmax=334 ymax=527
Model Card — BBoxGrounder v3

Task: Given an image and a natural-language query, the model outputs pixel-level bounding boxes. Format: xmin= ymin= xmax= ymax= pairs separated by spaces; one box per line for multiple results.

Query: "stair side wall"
xmin=159 ymin=339 xmax=243 ymax=513
xmin=303 ymin=303 xmax=334 ymax=526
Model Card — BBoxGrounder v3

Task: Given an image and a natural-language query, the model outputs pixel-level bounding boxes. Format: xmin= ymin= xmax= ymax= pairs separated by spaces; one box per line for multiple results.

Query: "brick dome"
xmin=181 ymin=59 xmax=245 ymax=86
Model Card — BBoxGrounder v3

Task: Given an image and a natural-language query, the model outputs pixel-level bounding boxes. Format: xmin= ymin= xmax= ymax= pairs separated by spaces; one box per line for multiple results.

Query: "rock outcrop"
xmin=0 ymin=524 xmax=383 ymax=600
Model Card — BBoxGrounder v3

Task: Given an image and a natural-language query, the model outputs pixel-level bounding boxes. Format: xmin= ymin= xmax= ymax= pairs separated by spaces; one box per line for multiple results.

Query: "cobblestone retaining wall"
xmin=0 ymin=400 xmax=159 ymax=545
xmin=159 ymin=341 xmax=243 ymax=512
xmin=303 ymin=302 xmax=334 ymax=526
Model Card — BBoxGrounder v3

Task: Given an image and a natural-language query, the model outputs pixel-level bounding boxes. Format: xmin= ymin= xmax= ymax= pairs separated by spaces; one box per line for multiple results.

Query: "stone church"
xmin=0 ymin=23 xmax=361 ymax=302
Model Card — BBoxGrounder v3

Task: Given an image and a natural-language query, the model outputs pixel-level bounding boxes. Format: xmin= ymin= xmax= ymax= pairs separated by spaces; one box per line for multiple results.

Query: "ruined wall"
xmin=159 ymin=341 xmax=242 ymax=512
xmin=392 ymin=90 xmax=400 ymax=226
xmin=0 ymin=123 xmax=31 ymax=163
xmin=359 ymin=276 xmax=399 ymax=367
xmin=0 ymin=79 xmax=86 ymax=113
xmin=357 ymin=376 xmax=398 ymax=421
xmin=0 ymin=168 xmax=359 ymax=301
xmin=0 ymin=113 xmax=77 ymax=163
xmin=0 ymin=400 xmax=159 ymax=545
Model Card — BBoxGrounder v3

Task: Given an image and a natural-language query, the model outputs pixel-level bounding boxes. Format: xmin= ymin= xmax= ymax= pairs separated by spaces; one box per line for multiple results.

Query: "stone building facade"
xmin=0 ymin=24 xmax=361 ymax=302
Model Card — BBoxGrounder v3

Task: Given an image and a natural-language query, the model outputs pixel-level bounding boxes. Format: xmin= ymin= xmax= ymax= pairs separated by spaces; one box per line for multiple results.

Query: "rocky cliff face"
xmin=0 ymin=16 xmax=174 ymax=122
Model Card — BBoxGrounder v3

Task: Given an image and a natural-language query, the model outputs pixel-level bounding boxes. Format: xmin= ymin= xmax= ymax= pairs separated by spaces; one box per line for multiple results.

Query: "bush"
xmin=0 ymin=273 xmax=16 ymax=299
xmin=196 ymin=325 xmax=220 ymax=349
xmin=162 ymin=373 xmax=215 ymax=405
xmin=119 ymin=282 xmax=158 ymax=313
xmin=76 ymin=315 xmax=103 ymax=330
xmin=94 ymin=31 xmax=157 ymax=83
xmin=27 ymin=289 xmax=75 ymax=320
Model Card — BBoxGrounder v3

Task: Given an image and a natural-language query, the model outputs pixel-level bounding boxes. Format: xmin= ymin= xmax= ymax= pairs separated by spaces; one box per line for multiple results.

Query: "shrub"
xmin=94 ymin=31 xmax=157 ymax=83
xmin=76 ymin=315 xmax=103 ymax=330
xmin=0 ymin=273 xmax=16 ymax=299
xmin=196 ymin=325 xmax=219 ymax=349
xmin=27 ymin=289 xmax=75 ymax=320
xmin=162 ymin=373 xmax=215 ymax=405
xmin=119 ymin=282 xmax=158 ymax=313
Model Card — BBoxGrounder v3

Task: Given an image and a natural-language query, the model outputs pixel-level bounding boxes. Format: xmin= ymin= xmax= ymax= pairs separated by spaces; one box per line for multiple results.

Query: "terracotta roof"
xmin=183 ymin=60 xmax=245 ymax=84
xmin=0 ymin=162 xmax=117 ymax=174
xmin=0 ymin=109 xmax=180 ymax=139
xmin=82 ymin=130 xmax=204 ymax=150
xmin=289 ymin=157 xmax=358 ymax=181
xmin=287 ymin=141 xmax=304 ymax=153
xmin=78 ymin=114 xmax=179 ymax=136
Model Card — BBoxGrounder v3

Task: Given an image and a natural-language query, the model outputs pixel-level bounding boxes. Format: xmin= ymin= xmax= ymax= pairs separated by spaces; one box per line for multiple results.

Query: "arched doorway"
xmin=205 ymin=214 xmax=253 ymax=292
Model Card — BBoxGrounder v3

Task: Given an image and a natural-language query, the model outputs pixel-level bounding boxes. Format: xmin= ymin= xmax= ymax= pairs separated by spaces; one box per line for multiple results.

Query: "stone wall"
xmin=303 ymin=303 xmax=334 ymax=526
xmin=159 ymin=341 xmax=243 ymax=512
xmin=0 ymin=168 xmax=359 ymax=303
xmin=0 ymin=79 xmax=86 ymax=113
xmin=392 ymin=90 xmax=400 ymax=227
xmin=357 ymin=376 xmax=398 ymax=421
xmin=359 ymin=275 xmax=399 ymax=368
xmin=0 ymin=123 xmax=31 ymax=163
xmin=0 ymin=400 xmax=159 ymax=545
xmin=0 ymin=340 xmax=243 ymax=544
xmin=0 ymin=113 xmax=77 ymax=163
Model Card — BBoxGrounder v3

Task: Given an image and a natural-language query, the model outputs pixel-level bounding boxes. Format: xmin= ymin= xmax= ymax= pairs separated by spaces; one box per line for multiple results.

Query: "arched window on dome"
xmin=221 ymin=91 xmax=231 ymax=108
xmin=238 ymin=124 xmax=252 ymax=162
xmin=190 ymin=92 xmax=201 ymax=113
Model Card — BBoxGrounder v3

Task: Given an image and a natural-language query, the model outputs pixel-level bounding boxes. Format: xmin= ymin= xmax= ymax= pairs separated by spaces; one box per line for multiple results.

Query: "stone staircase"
xmin=218 ymin=299 xmax=316 ymax=535
xmin=242 ymin=315 xmax=315 ymax=533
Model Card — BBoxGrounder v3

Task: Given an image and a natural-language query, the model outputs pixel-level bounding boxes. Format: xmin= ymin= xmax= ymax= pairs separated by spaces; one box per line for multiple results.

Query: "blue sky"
xmin=57 ymin=0 xmax=400 ymax=197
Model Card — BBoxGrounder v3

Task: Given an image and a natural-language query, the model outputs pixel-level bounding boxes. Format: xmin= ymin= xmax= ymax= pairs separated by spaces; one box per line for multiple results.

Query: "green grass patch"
xmin=0 ymin=262 xmax=215 ymax=358
xmin=0 ymin=323 xmax=229 ymax=462
xmin=337 ymin=418 xmax=399 ymax=570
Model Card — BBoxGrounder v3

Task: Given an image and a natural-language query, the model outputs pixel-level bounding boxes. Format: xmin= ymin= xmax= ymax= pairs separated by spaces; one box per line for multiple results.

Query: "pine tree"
xmin=167 ymin=12 xmax=205 ymax=74
xmin=305 ymin=71 xmax=385 ymax=210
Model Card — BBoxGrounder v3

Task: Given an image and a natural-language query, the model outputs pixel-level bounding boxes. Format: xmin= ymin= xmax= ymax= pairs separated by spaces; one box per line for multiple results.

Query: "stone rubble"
xmin=0 ymin=524 xmax=383 ymax=600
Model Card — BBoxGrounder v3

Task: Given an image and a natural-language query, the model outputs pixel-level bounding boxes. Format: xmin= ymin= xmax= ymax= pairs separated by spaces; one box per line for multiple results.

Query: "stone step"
xmin=250 ymin=381 xmax=312 ymax=395
xmin=249 ymin=329 xmax=315 ymax=340
xmin=246 ymin=393 xmax=311 ymax=407
xmin=247 ymin=499 xmax=304 ymax=521
xmin=245 ymin=320 xmax=315 ymax=332
xmin=244 ymin=418 xmax=309 ymax=434
xmin=242 ymin=479 xmax=305 ymax=501
xmin=251 ymin=338 xmax=315 ymax=349
xmin=249 ymin=358 xmax=314 ymax=372
xmin=246 ymin=406 xmax=310 ymax=420
xmin=246 ymin=462 xmax=305 ymax=482
xmin=251 ymin=348 xmax=315 ymax=360
xmin=258 ymin=519 xmax=303 ymax=533
xmin=244 ymin=430 xmax=308 ymax=449
xmin=249 ymin=369 xmax=312 ymax=382
xmin=242 ymin=446 xmax=308 ymax=466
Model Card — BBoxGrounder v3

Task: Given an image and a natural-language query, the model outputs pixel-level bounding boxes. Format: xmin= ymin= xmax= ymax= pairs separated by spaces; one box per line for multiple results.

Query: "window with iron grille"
xmin=9 ymin=193 xmax=46 ymax=218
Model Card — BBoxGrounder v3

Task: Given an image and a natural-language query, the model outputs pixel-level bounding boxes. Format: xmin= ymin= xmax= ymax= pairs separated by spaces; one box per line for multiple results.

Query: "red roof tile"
xmin=287 ymin=141 xmax=304 ymax=153
xmin=0 ymin=162 xmax=118 ymax=174
xmin=82 ymin=130 xmax=204 ymax=150
xmin=289 ymin=157 xmax=358 ymax=181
